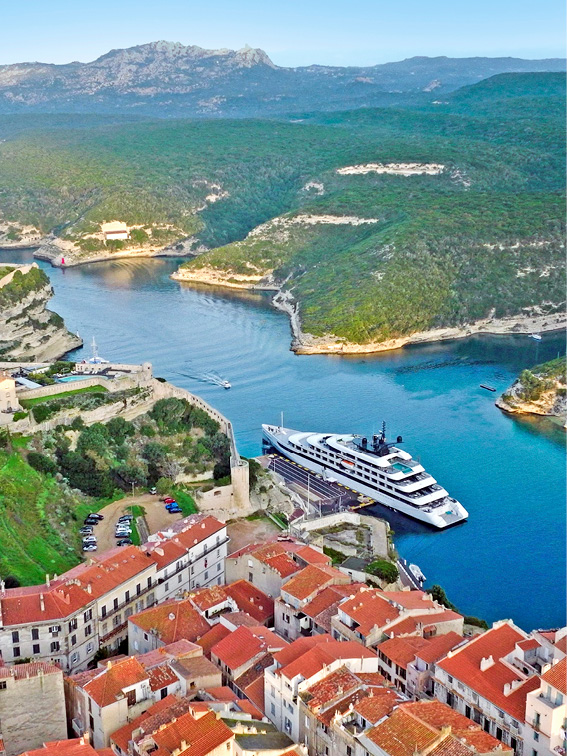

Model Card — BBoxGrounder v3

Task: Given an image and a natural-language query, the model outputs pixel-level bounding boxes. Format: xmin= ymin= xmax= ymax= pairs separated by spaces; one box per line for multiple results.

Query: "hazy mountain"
xmin=0 ymin=41 xmax=564 ymax=117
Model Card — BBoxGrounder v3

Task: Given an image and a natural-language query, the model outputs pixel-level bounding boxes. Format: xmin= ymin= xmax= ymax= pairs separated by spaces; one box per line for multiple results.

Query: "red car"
xmin=163 ymin=497 xmax=175 ymax=504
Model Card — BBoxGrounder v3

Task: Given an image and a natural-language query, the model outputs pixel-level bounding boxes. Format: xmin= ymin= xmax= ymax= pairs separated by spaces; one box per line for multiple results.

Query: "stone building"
xmin=0 ymin=662 xmax=67 ymax=756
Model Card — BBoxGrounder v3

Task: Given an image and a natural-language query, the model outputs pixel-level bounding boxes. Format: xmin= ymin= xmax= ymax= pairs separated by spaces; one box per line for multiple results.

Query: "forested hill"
xmin=0 ymin=71 xmax=564 ymax=349
xmin=0 ymin=41 xmax=564 ymax=118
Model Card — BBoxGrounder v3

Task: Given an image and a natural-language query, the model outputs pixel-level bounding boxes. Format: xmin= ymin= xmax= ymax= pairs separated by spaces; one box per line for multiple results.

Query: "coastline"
xmin=32 ymin=238 xmax=202 ymax=268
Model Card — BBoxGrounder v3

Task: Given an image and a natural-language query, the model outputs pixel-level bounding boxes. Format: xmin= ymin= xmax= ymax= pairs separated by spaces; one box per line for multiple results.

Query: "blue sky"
xmin=3 ymin=0 xmax=565 ymax=66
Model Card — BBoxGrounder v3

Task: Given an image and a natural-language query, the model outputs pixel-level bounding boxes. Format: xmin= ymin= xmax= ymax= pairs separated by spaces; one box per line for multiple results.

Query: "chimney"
xmin=86 ymin=583 xmax=92 ymax=594
xmin=46 ymin=574 xmax=50 ymax=588
xmin=480 ymin=656 xmax=494 ymax=672
xmin=39 ymin=593 xmax=45 ymax=612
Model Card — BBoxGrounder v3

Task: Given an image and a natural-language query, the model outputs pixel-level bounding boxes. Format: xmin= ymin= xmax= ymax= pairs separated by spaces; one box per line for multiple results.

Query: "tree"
xmin=77 ymin=423 xmax=110 ymax=457
xmin=107 ymin=417 xmax=135 ymax=444
xmin=367 ymin=559 xmax=399 ymax=584
xmin=156 ymin=477 xmax=174 ymax=496
xmin=114 ymin=463 xmax=147 ymax=488
xmin=27 ymin=452 xmax=58 ymax=476
xmin=430 ymin=584 xmax=458 ymax=612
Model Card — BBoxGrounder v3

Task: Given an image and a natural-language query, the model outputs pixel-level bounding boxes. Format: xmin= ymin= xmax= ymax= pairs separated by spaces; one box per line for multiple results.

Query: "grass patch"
xmin=11 ymin=435 xmax=31 ymax=449
xmin=171 ymin=488 xmax=198 ymax=517
xmin=323 ymin=545 xmax=347 ymax=565
xmin=19 ymin=385 xmax=107 ymax=408
xmin=127 ymin=505 xmax=146 ymax=546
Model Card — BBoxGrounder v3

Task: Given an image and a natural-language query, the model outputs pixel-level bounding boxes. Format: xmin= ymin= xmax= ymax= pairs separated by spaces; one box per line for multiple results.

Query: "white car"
xmin=82 ymin=544 xmax=97 ymax=552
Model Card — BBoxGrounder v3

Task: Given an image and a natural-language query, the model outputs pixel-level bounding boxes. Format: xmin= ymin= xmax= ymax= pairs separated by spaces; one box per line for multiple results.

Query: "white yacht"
xmin=262 ymin=422 xmax=468 ymax=529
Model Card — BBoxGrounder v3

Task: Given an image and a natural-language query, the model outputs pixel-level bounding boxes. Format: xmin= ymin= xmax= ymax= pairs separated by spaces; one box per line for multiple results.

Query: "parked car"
xmin=118 ymin=515 xmax=133 ymax=522
xmin=82 ymin=537 xmax=97 ymax=545
xmin=82 ymin=544 xmax=97 ymax=552
xmin=167 ymin=506 xmax=182 ymax=514
xmin=117 ymin=538 xmax=133 ymax=546
xmin=115 ymin=529 xmax=132 ymax=537
xmin=149 ymin=487 xmax=157 ymax=495
xmin=164 ymin=500 xmax=177 ymax=508
xmin=79 ymin=526 xmax=93 ymax=535
xmin=87 ymin=513 xmax=104 ymax=520
xmin=84 ymin=517 xmax=99 ymax=526
xmin=163 ymin=497 xmax=175 ymax=504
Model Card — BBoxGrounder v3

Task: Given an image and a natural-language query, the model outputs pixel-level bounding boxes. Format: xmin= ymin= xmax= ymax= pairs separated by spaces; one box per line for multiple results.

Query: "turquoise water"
xmin=3 ymin=251 xmax=565 ymax=630
xmin=57 ymin=375 xmax=90 ymax=382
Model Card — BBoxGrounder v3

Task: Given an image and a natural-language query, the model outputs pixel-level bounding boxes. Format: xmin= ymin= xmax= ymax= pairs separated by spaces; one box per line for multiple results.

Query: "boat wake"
xmin=176 ymin=370 xmax=231 ymax=389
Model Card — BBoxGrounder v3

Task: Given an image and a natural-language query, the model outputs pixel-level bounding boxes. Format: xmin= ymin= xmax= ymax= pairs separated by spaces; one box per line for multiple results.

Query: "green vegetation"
xmin=463 ymin=615 xmax=489 ymax=630
xmin=20 ymin=384 xmax=107 ymax=408
xmin=367 ymin=558 xmax=399 ymax=584
xmin=430 ymin=583 xmax=489 ymax=627
xmin=323 ymin=545 xmax=347 ymax=565
xmin=127 ymin=505 xmax=145 ymax=546
xmin=517 ymin=357 xmax=566 ymax=402
xmin=0 ymin=266 xmax=48 ymax=307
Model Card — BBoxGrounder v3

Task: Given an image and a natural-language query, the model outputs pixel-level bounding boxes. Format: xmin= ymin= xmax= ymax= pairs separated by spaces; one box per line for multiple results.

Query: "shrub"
xmin=106 ymin=417 xmax=135 ymax=444
xmin=27 ymin=452 xmax=58 ymax=476
xmin=367 ymin=559 xmax=399 ymax=584
xmin=430 ymin=584 xmax=459 ymax=612
xmin=156 ymin=477 xmax=174 ymax=496
xmin=213 ymin=460 xmax=231 ymax=480
xmin=32 ymin=403 xmax=57 ymax=423
xmin=70 ymin=416 xmax=85 ymax=430
xmin=464 ymin=615 xmax=489 ymax=629
xmin=13 ymin=411 xmax=28 ymax=421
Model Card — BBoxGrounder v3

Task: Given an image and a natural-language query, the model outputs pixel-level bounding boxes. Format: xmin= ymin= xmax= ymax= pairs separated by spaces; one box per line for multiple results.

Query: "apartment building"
xmin=433 ymin=620 xmax=551 ymax=755
xmin=264 ymin=634 xmax=379 ymax=742
xmin=212 ymin=625 xmax=287 ymax=690
xmin=376 ymin=631 xmax=464 ymax=695
xmin=523 ymin=657 xmax=566 ymax=756
xmin=226 ymin=540 xmax=331 ymax=599
xmin=0 ymin=515 xmax=227 ymax=673
xmin=275 ymin=565 xmax=351 ymax=640
xmin=20 ymin=737 xmax=103 ymax=756
xmin=331 ymin=587 xmax=463 ymax=648
xmin=0 ymin=662 xmax=67 ymax=756
xmin=189 ymin=580 xmax=274 ymax=625
xmin=128 ymin=598 xmax=211 ymax=654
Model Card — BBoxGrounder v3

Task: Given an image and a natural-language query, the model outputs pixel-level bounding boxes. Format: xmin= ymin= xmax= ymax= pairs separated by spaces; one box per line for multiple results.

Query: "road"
xmin=268 ymin=455 xmax=360 ymax=511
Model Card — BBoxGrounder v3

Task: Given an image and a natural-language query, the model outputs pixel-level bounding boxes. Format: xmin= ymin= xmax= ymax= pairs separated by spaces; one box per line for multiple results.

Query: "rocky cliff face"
xmin=0 ymin=265 xmax=82 ymax=360
xmin=496 ymin=358 xmax=567 ymax=419
xmin=0 ymin=42 xmax=563 ymax=117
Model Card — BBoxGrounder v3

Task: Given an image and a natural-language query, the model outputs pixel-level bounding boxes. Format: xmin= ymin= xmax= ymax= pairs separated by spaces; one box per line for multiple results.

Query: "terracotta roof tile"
xmin=129 ymin=598 xmax=211 ymax=644
xmin=22 ymin=739 xmax=99 ymax=755
xmin=242 ymin=673 xmax=266 ymax=715
xmin=169 ymin=655 xmax=221 ymax=682
xmin=212 ymin=626 xmax=286 ymax=672
xmin=148 ymin=662 xmax=179 ymax=691
xmin=366 ymin=708 xmax=439 ymax=756
xmin=437 ymin=623 xmax=540 ymax=721
xmin=110 ymin=695 xmax=181 ymax=753
xmin=282 ymin=565 xmax=348 ymax=602
xmin=0 ymin=661 xmax=62 ymax=679
xmin=387 ymin=611 xmax=464 ymax=637
xmin=83 ymin=657 xmax=147 ymax=708
xmin=353 ymin=689 xmax=400 ymax=724
xmin=196 ymin=624 xmax=231 ymax=658
xmin=225 ymin=580 xmax=274 ymax=623
xmin=379 ymin=636 xmax=430 ymax=668
xmin=149 ymin=709 xmax=233 ymax=756
xmin=541 ymin=657 xmax=566 ymax=695
xmin=280 ymin=640 xmax=375 ymax=681
xmin=339 ymin=589 xmax=400 ymax=636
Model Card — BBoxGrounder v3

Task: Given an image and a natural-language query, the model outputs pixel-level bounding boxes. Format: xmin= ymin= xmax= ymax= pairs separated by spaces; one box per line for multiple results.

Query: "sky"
xmin=2 ymin=0 xmax=565 ymax=67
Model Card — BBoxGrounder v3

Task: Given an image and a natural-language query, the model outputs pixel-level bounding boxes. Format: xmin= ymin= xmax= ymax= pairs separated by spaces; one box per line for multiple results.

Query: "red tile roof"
xmin=83 ymin=657 xmax=147 ymax=708
xmin=236 ymin=697 xmax=264 ymax=720
xmin=387 ymin=610 xmax=464 ymax=637
xmin=148 ymin=710 xmax=233 ymax=756
xmin=437 ymin=622 xmax=540 ymax=721
xmin=129 ymin=598 xmax=211 ymax=644
xmin=353 ymin=689 xmax=400 ymax=724
xmin=366 ymin=707 xmax=439 ymax=756
xmin=339 ymin=589 xmax=400 ymax=636
xmin=21 ymin=739 xmax=99 ymax=755
xmin=225 ymin=580 xmax=274 ymax=623
xmin=196 ymin=624 xmax=231 ymax=658
xmin=305 ymin=666 xmax=360 ymax=710
xmin=294 ymin=545 xmax=332 ymax=566
xmin=273 ymin=634 xmax=333 ymax=668
xmin=517 ymin=638 xmax=540 ymax=651
xmin=189 ymin=584 xmax=232 ymax=612
xmin=379 ymin=632 xmax=463 ymax=669
xmin=242 ymin=673 xmax=266 ymax=715
xmin=212 ymin=626 xmax=286 ymax=672
xmin=148 ymin=662 xmax=179 ymax=691
xmin=203 ymin=686 xmax=238 ymax=701
xmin=416 ymin=632 xmax=465 ymax=663
xmin=377 ymin=589 xmax=438 ymax=611
xmin=279 ymin=640 xmax=376 ymax=681
xmin=0 ymin=661 xmax=62 ymax=680
xmin=281 ymin=565 xmax=348 ymax=601
xmin=110 ymin=695 xmax=181 ymax=753
xmin=541 ymin=657 xmax=566 ymax=694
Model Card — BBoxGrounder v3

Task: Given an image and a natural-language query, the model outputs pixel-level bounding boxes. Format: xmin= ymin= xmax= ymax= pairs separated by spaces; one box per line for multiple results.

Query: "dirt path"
xmin=227 ymin=517 xmax=280 ymax=554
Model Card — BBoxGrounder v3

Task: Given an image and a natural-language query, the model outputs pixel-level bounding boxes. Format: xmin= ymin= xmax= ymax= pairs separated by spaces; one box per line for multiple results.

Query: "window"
xmin=165 ymin=582 xmax=169 ymax=592
xmin=101 ymin=606 xmax=107 ymax=618
xmin=147 ymin=577 xmax=152 ymax=588
xmin=11 ymin=631 xmax=19 ymax=643
xmin=85 ymin=624 xmax=92 ymax=637
xmin=84 ymin=609 xmax=92 ymax=622
xmin=113 ymin=615 xmax=121 ymax=627
xmin=534 ymin=732 xmax=539 ymax=742
xmin=89 ymin=715 xmax=94 ymax=731
xmin=49 ymin=625 xmax=61 ymax=635
xmin=217 ymin=562 xmax=221 ymax=571
xmin=51 ymin=641 xmax=60 ymax=653
xmin=532 ymin=750 xmax=538 ymax=756
xmin=31 ymin=628 xmax=39 ymax=641
xmin=284 ymin=717 xmax=292 ymax=733
xmin=125 ymin=590 xmax=130 ymax=602
xmin=178 ymin=574 xmax=183 ymax=583
xmin=448 ymin=675 xmax=453 ymax=683
xmin=71 ymin=634 xmax=77 ymax=646
xmin=70 ymin=652 xmax=79 ymax=665
xmin=0 ymin=681 xmax=6 ymax=690
xmin=32 ymin=643 xmax=40 ymax=654
xmin=347 ymin=747 xmax=353 ymax=756
xmin=249 ymin=573 xmax=253 ymax=582
xmin=270 ymin=703 xmax=276 ymax=716
xmin=136 ymin=583 xmax=141 ymax=595
xmin=86 ymin=642 xmax=94 ymax=655
xmin=204 ymin=571 xmax=208 ymax=580
xmin=113 ymin=598 xmax=119 ymax=610
xmin=126 ymin=690 xmax=136 ymax=707
xmin=69 ymin=618 xmax=78 ymax=632
xmin=160 ymin=687 xmax=168 ymax=699
xmin=13 ymin=647 xmax=20 ymax=658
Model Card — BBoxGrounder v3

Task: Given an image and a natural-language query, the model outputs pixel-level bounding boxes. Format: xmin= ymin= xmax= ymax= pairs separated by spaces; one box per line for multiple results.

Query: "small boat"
xmin=221 ymin=380 xmax=231 ymax=389
xmin=530 ymin=333 xmax=542 ymax=341
xmin=480 ymin=384 xmax=496 ymax=392
xmin=409 ymin=563 xmax=426 ymax=584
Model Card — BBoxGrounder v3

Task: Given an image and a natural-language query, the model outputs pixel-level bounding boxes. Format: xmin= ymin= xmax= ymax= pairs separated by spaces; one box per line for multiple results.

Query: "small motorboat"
xmin=480 ymin=384 xmax=496 ymax=392
xmin=221 ymin=380 xmax=231 ymax=389
xmin=530 ymin=333 xmax=542 ymax=341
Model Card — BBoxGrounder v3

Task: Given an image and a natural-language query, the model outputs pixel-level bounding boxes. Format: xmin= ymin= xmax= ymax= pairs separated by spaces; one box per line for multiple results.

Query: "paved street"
xmin=268 ymin=454 xmax=360 ymax=510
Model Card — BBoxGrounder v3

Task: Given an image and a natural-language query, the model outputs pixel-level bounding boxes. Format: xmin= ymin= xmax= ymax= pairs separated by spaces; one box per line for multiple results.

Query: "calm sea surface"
xmin=4 ymin=251 xmax=566 ymax=630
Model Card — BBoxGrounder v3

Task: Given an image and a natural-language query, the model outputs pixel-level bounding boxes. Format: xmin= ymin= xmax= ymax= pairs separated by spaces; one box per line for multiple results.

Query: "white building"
xmin=523 ymin=658 xmax=566 ymax=756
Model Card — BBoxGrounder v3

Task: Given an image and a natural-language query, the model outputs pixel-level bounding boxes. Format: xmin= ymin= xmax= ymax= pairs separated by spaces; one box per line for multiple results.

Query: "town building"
xmin=264 ymin=634 xmax=379 ymax=742
xmin=376 ymin=631 xmax=464 ymax=695
xmin=359 ymin=700 xmax=512 ymax=756
xmin=275 ymin=565 xmax=351 ymax=640
xmin=0 ymin=515 xmax=226 ymax=673
xmin=212 ymin=625 xmax=287 ymax=693
xmin=128 ymin=598 xmax=211 ymax=654
xmin=0 ymin=662 xmax=67 ymax=756
xmin=0 ymin=373 xmax=20 ymax=413
xmin=226 ymin=540 xmax=331 ymax=599
xmin=331 ymin=587 xmax=463 ymax=648
xmin=20 ymin=736 xmax=105 ymax=756
xmin=523 ymin=657 xmax=566 ymax=756
xmin=101 ymin=221 xmax=130 ymax=242
xmin=188 ymin=580 xmax=274 ymax=625
xmin=433 ymin=620 xmax=552 ymax=754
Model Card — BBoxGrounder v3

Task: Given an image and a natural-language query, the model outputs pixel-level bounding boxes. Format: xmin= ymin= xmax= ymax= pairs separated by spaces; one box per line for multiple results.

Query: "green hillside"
xmin=0 ymin=72 xmax=564 ymax=345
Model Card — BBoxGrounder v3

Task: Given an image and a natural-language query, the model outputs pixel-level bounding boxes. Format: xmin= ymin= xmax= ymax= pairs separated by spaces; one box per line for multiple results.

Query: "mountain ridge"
xmin=0 ymin=42 xmax=564 ymax=117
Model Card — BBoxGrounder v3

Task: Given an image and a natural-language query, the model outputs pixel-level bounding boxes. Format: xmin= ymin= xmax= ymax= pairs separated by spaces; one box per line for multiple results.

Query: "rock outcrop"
xmin=0 ymin=264 xmax=82 ymax=360
xmin=496 ymin=357 xmax=567 ymax=419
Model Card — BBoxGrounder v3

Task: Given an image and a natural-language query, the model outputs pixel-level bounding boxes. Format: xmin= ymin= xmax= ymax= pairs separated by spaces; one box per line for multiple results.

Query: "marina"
xmin=1 ymin=251 xmax=565 ymax=630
